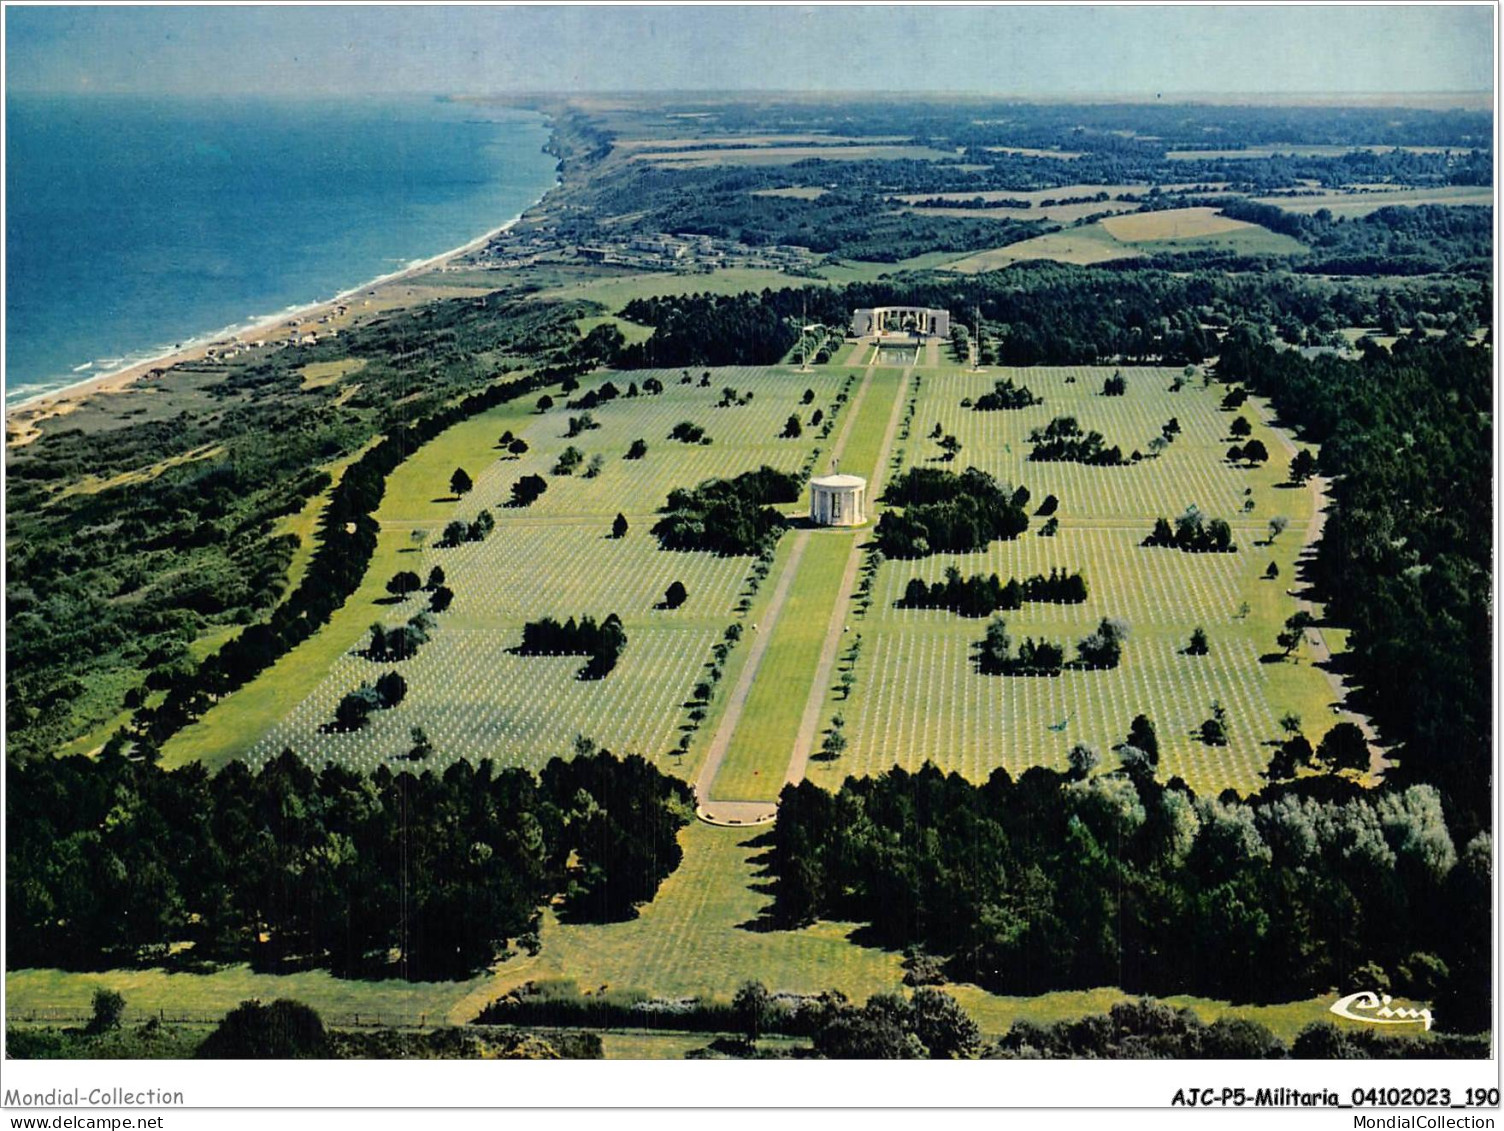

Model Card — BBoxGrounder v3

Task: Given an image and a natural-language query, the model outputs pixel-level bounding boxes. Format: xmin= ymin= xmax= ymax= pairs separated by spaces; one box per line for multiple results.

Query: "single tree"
xmin=1066 ymin=742 xmax=1099 ymax=780
xmin=1186 ymin=626 xmax=1209 ymax=655
xmin=86 ymin=989 xmax=126 ymax=1035
xmin=781 ymin=414 xmax=803 ymax=439
xmin=1289 ymin=449 xmax=1318 ymax=485
xmin=1316 ymin=722 xmax=1370 ymax=774
xmin=611 ymin=513 xmax=629 ymax=539
xmin=449 ymin=468 xmax=473 ymax=497
xmin=1229 ymin=416 xmax=1252 ymax=438
xmin=1241 ymin=438 xmax=1269 ymax=465
xmin=424 ymin=565 xmax=446 ymax=590
xmin=386 ymin=570 xmax=422 ymax=598
xmin=663 ymin=580 xmax=688 ymax=610
xmin=1267 ymin=515 xmax=1289 ymax=543
xmin=625 ymin=438 xmax=648 ymax=460
xmin=733 ymin=981 xmax=775 ymax=1042
xmin=1277 ymin=610 xmax=1316 ymax=657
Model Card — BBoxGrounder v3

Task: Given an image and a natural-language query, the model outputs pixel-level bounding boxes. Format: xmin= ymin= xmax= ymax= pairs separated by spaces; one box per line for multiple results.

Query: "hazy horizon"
xmin=7 ymin=5 xmax=1493 ymax=101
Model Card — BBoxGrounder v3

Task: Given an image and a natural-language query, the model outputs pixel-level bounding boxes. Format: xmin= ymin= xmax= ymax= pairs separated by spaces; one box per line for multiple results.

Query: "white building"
xmin=850 ymin=306 xmax=951 ymax=339
xmin=809 ymin=473 xmax=868 ymax=526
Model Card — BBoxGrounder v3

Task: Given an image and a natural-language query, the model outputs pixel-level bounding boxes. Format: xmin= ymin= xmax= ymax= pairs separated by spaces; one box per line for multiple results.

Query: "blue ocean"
xmin=5 ymin=95 xmax=557 ymax=402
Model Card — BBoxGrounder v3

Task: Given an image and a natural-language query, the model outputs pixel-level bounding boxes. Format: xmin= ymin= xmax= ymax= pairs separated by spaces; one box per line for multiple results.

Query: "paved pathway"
xmin=784 ymin=367 xmax=914 ymax=788
xmin=1248 ymin=396 xmax=1386 ymax=775
xmin=692 ymin=529 xmax=811 ymax=826
xmin=694 ymin=357 xmax=880 ymax=825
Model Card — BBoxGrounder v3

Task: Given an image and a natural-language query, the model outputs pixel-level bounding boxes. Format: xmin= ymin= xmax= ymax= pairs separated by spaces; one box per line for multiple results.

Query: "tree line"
xmin=516 ymin=613 xmax=628 ymax=680
xmin=769 ymin=762 xmax=1489 ymax=1032
xmin=6 ymin=748 xmax=692 ymax=980
xmin=1215 ymin=330 xmax=1491 ymax=840
xmin=899 ymin=566 xmax=1087 ymax=618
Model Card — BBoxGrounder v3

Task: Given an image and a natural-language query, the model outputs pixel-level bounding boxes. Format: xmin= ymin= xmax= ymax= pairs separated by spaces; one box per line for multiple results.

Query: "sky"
xmin=5 ymin=4 xmax=1494 ymax=99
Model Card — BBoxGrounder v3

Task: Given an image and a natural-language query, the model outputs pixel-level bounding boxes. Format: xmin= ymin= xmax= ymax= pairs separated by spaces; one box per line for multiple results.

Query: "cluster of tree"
xmin=769 ymin=763 xmax=1489 ymax=1030
xmin=440 ymin=508 xmax=495 ymax=547
xmin=614 ymin=292 xmax=800 ymax=368
xmin=477 ymin=978 xmax=983 ymax=1059
xmin=910 ymin=195 xmax=1031 ymax=210
xmin=365 ymin=611 xmax=438 ymax=663
xmin=1027 ymin=417 xmax=1125 ymax=465
xmin=898 ymin=566 xmax=1087 ymax=618
xmin=969 ymin=377 xmax=1042 ymax=411
xmin=668 ymin=421 xmax=709 ymax=444
xmin=875 ymin=468 xmax=1029 ymax=558
xmin=329 ymin=671 xmax=407 ymax=732
xmin=993 ymin=998 xmax=1488 ymax=1060
xmin=975 ymin=615 xmax=1127 ymax=675
xmin=515 ymin=613 xmax=628 ymax=680
xmin=1101 ymin=372 xmax=1127 ymax=396
xmin=552 ymin=446 xmax=585 ymax=474
xmin=567 ymin=261 xmax=1487 ymax=378
xmin=651 ymin=467 xmax=801 ymax=556
xmin=1220 ymin=201 xmax=1492 ymax=275
xmin=6 ymin=748 xmax=692 ymax=979
xmin=1216 ymin=332 xmax=1491 ymax=836
xmin=509 ymin=474 xmax=548 ymax=508
xmin=1265 ymin=719 xmax=1370 ymax=782
xmin=1227 ymin=439 xmax=1270 ymax=466
xmin=1144 ymin=506 xmax=1235 ymax=553
xmin=975 ymin=619 xmax=1064 ymax=675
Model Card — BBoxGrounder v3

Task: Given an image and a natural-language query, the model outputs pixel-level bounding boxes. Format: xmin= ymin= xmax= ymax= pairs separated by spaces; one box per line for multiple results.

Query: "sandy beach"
xmin=5 ymin=216 xmax=524 ymax=448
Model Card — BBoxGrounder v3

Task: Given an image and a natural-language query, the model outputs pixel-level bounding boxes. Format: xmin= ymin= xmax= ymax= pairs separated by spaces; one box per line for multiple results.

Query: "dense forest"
xmin=1214 ymin=332 xmax=1492 ymax=837
xmin=771 ymin=763 xmax=1489 ymax=1032
xmin=605 ymin=264 xmax=1487 ymax=370
xmin=6 ymin=748 xmax=691 ymax=979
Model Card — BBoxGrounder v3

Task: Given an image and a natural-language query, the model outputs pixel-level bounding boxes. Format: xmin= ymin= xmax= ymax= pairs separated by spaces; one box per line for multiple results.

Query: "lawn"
xmin=127 ymin=353 xmax=1363 ymax=1049
xmin=705 ymin=366 xmax=907 ymax=802
xmin=710 ymin=529 xmax=855 ymax=802
xmin=163 ymin=364 xmax=854 ymax=774
xmin=814 ymin=363 xmax=1338 ymax=798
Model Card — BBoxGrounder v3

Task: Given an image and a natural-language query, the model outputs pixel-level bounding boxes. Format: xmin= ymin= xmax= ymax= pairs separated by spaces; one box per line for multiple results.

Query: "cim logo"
xmin=1329 ymin=990 xmax=1433 ymax=1031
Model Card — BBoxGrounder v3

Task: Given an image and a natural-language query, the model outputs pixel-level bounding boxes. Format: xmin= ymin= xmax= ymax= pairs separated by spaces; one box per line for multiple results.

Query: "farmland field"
xmin=946 ymin=207 xmax=1306 ymax=272
xmin=1250 ymin=184 xmax=1494 ymax=216
xmin=630 ymin=143 xmax=963 ymax=166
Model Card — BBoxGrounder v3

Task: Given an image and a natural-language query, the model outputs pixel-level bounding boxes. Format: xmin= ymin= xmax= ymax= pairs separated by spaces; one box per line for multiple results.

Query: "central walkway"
xmin=695 ymin=355 xmax=914 ymax=825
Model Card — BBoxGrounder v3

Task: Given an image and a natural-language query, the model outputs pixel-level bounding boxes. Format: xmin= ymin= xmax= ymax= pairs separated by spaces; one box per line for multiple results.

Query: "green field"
xmin=813 ymin=364 xmax=1337 ymax=797
xmin=127 ymin=348 xmax=1357 ymax=1052
xmin=163 ymin=364 xmax=853 ymax=774
xmin=7 ymin=816 xmax=1365 ymax=1047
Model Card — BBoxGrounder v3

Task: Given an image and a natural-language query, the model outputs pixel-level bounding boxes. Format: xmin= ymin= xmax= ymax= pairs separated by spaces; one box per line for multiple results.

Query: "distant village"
xmin=466 ymin=228 xmax=820 ymax=275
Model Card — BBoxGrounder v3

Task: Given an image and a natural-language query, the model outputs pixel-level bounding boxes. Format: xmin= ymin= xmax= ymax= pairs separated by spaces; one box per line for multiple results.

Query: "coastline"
xmin=4 ymin=212 xmax=531 ymax=446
